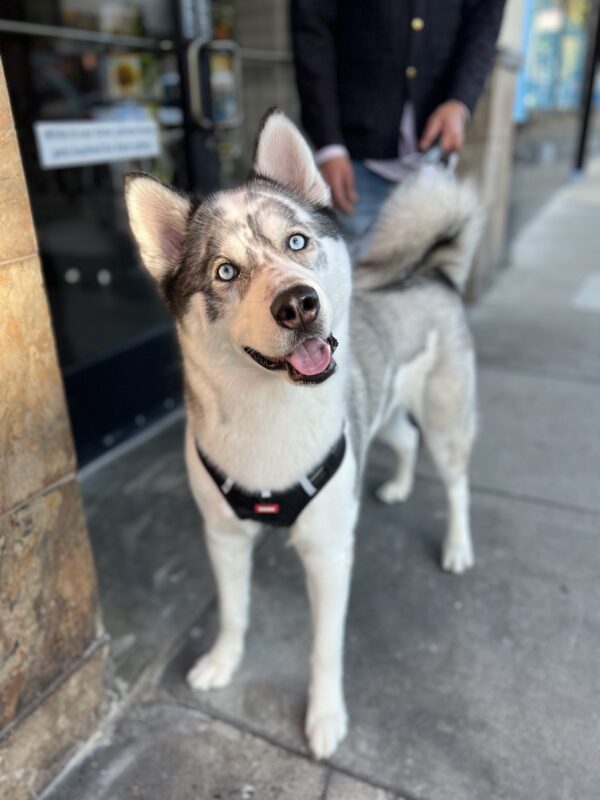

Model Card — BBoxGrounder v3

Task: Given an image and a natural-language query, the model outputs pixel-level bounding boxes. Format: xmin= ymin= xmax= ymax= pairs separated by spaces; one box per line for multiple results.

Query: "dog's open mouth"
xmin=244 ymin=334 xmax=338 ymax=384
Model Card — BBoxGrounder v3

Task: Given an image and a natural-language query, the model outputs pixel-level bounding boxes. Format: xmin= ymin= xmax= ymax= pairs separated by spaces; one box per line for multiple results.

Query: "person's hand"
xmin=320 ymin=155 xmax=357 ymax=214
xmin=419 ymin=100 xmax=468 ymax=154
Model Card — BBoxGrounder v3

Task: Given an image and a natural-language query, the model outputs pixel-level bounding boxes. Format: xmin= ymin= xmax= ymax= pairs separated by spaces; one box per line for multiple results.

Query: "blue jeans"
xmin=339 ymin=161 xmax=395 ymax=261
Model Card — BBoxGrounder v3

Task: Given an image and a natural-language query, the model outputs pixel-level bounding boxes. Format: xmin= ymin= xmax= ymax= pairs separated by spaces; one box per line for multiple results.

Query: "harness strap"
xmin=196 ymin=433 xmax=347 ymax=527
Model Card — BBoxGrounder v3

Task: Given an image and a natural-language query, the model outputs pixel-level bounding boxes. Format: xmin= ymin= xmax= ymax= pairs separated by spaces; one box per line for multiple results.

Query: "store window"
xmin=1 ymin=2 xmax=187 ymax=463
xmin=520 ymin=0 xmax=591 ymax=112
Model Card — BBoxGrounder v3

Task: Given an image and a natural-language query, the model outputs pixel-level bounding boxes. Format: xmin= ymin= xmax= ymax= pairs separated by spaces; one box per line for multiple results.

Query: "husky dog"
xmin=125 ymin=110 xmax=480 ymax=759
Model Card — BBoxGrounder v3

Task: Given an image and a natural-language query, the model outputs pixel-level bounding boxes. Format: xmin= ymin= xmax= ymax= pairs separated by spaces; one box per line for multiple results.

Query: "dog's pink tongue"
xmin=286 ymin=338 xmax=331 ymax=376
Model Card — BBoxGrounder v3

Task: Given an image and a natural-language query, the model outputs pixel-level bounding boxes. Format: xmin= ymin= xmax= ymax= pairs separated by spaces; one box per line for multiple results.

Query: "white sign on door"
xmin=34 ymin=120 xmax=160 ymax=169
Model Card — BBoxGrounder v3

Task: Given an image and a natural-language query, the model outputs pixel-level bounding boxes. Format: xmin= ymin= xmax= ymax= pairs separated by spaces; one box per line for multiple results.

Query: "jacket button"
xmin=411 ymin=17 xmax=425 ymax=31
xmin=405 ymin=65 xmax=417 ymax=79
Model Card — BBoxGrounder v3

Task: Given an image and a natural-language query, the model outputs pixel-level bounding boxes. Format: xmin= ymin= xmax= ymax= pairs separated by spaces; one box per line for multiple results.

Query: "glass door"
xmin=0 ymin=0 xmax=298 ymax=465
xmin=0 ymin=0 xmax=235 ymax=464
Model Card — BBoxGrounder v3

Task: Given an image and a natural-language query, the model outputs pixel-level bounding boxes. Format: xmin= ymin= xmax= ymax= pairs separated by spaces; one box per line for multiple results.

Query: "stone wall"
xmin=460 ymin=50 xmax=520 ymax=300
xmin=0 ymin=59 xmax=105 ymax=800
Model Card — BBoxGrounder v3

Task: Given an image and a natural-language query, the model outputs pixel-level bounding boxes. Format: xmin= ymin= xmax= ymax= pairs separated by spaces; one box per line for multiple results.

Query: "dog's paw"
xmin=305 ymin=703 xmax=348 ymax=760
xmin=187 ymin=646 xmax=241 ymax=691
xmin=441 ymin=539 xmax=474 ymax=574
xmin=376 ymin=479 xmax=412 ymax=505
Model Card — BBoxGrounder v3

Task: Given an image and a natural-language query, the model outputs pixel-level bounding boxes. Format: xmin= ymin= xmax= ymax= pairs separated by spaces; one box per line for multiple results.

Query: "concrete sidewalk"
xmin=46 ymin=168 xmax=600 ymax=800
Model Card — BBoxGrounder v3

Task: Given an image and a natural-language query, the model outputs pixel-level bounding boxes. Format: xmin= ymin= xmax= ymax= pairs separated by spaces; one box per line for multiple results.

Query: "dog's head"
xmin=125 ymin=110 xmax=351 ymax=385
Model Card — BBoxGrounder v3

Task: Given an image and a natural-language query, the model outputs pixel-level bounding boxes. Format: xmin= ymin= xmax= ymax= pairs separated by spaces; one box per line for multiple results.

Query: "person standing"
xmin=291 ymin=0 xmax=506 ymax=246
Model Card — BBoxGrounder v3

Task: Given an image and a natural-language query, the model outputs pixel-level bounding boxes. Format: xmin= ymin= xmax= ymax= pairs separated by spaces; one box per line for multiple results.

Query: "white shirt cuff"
xmin=314 ymin=144 xmax=349 ymax=166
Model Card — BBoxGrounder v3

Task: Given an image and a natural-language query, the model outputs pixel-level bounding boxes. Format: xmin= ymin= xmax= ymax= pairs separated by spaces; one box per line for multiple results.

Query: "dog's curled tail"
xmin=353 ymin=169 xmax=483 ymax=294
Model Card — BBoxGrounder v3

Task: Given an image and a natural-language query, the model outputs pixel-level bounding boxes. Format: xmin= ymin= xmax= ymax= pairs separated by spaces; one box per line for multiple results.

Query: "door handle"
xmin=187 ymin=38 xmax=242 ymax=130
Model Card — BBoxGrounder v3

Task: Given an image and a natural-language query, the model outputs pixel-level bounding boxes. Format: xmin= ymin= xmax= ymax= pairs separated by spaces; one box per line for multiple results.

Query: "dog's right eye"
xmin=288 ymin=234 xmax=307 ymax=251
xmin=216 ymin=263 xmax=239 ymax=282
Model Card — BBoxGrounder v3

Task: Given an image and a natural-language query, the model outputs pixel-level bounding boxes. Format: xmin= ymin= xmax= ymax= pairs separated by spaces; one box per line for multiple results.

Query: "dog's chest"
xmin=193 ymin=380 xmax=345 ymax=494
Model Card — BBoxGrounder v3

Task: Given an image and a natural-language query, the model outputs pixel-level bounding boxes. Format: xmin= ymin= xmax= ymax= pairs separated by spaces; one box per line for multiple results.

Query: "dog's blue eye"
xmin=288 ymin=234 xmax=307 ymax=251
xmin=216 ymin=263 xmax=238 ymax=282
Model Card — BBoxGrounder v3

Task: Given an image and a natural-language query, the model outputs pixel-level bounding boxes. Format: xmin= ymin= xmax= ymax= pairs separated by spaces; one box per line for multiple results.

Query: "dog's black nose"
xmin=271 ymin=284 xmax=320 ymax=330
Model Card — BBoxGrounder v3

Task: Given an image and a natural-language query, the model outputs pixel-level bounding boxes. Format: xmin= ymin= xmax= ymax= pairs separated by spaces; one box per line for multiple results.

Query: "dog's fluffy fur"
xmin=125 ymin=111 xmax=480 ymax=760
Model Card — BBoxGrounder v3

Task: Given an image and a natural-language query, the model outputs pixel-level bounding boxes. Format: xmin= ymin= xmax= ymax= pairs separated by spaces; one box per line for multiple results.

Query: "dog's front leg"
xmin=294 ymin=517 xmax=356 ymax=759
xmin=291 ymin=454 xmax=358 ymax=760
xmin=188 ymin=516 xmax=260 ymax=691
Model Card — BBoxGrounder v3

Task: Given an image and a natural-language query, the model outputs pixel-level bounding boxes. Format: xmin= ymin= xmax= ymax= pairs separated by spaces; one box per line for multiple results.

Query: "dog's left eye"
xmin=288 ymin=234 xmax=307 ymax=251
xmin=216 ymin=263 xmax=238 ymax=282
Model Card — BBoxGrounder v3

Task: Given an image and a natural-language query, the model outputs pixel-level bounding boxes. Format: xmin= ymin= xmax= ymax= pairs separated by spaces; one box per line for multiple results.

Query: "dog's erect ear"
xmin=124 ymin=172 xmax=191 ymax=281
xmin=252 ymin=109 xmax=331 ymax=207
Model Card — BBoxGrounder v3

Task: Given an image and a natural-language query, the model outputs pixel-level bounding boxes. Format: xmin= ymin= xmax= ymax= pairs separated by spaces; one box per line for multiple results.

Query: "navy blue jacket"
xmin=291 ymin=0 xmax=506 ymax=159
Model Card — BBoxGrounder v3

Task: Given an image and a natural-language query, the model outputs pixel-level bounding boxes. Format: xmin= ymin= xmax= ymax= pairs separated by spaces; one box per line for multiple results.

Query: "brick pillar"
xmin=0 ymin=59 xmax=106 ymax=800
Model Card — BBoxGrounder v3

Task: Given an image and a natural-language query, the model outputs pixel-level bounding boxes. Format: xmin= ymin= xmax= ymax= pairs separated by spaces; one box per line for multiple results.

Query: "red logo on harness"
xmin=254 ymin=502 xmax=280 ymax=515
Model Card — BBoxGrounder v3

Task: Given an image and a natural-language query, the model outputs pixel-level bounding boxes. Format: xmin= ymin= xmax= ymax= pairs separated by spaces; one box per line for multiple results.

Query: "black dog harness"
xmin=196 ymin=433 xmax=346 ymax=527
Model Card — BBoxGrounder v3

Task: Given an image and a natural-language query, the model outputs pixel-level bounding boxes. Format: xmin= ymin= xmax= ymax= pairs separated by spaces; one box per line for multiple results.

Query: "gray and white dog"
xmin=125 ymin=110 xmax=481 ymax=759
